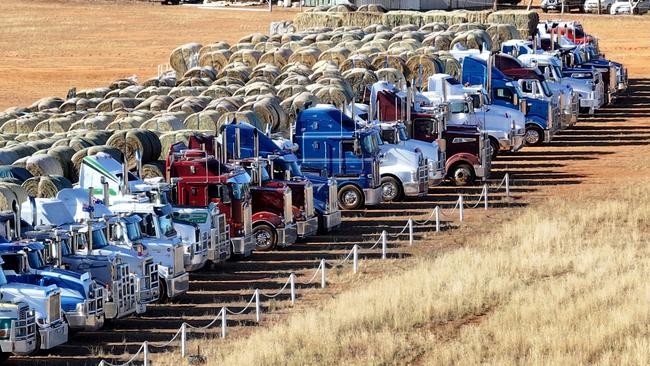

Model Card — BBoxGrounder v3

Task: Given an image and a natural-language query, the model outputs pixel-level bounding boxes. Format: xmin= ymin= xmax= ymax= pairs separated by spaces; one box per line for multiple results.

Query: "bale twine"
xmin=22 ymin=176 xmax=72 ymax=199
xmin=25 ymin=154 xmax=64 ymax=177
xmin=170 ymin=43 xmax=202 ymax=76
xmin=142 ymin=161 xmax=166 ymax=179
xmin=183 ymin=110 xmax=223 ymax=133
xmin=375 ymin=68 xmax=407 ymax=88
xmin=342 ymin=68 xmax=378 ymax=102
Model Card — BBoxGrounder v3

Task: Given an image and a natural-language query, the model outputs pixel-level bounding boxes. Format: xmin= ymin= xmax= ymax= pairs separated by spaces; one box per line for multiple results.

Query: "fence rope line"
xmin=463 ymin=185 xmax=487 ymax=209
xmin=297 ymin=260 xmax=323 ymax=285
xmin=148 ymin=326 xmax=182 ymax=349
xmin=367 ymin=233 xmax=384 ymax=250
xmin=439 ymin=199 xmax=460 ymax=217
xmin=99 ymin=343 xmax=144 ymax=366
xmin=260 ymin=276 xmax=292 ymax=298
xmin=491 ymin=174 xmax=508 ymax=192
xmin=327 ymin=245 xmax=355 ymax=267
xmin=388 ymin=221 xmax=410 ymax=238
xmin=225 ymin=292 xmax=257 ymax=315
xmin=185 ymin=312 xmax=222 ymax=330
xmin=412 ymin=208 xmax=436 ymax=226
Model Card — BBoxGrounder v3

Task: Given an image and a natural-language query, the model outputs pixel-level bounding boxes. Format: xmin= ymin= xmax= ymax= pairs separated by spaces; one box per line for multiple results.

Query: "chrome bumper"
xmin=164 ymin=272 xmax=190 ymax=298
xmin=137 ymin=275 xmax=160 ymax=305
xmin=209 ymin=225 xmax=231 ymax=263
xmin=544 ymin=128 xmax=555 ymax=143
xmin=474 ymin=165 xmax=487 ymax=179
xmin=403 ymin=181 xmax=426 ymax=197
xmin=183 ymin=247 xmax=208 ymax=272
xmin=509 ymin=135 xmax=525 ymax=152
xmin=38 ymin=321 xmax=68 ymax=350
xmin=363 ymin=186 xmax=383 ymax=206
xmin=104 ymin=299 xmax=136 ymax=320
xmin=321 ymin=210 xmax=342 ymax=231
xmin=277 ymin=223 xmax=298 ymax=247
xmin=297 ymin=216 xmax=319 ymax=238
xmin=65 ymin=310 xmax=104 ymax=331
xmin=7 ymin=335 xmax=36 ymax=355
xmin=231 ymin=233 xmax=255 ymax=257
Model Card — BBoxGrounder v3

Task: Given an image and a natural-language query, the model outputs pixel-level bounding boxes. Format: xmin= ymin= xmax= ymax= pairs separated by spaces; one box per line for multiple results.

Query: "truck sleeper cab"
xmin=0 ymin=242 xmax=104 ymax=331
xmin=294 ymin=106 xmax=383 ymax=210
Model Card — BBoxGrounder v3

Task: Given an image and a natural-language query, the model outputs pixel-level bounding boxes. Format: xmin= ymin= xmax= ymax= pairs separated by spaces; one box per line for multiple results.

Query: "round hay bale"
xmin=0 ymin=185 xmax=18 ymax=211
xmin=217 ymin=64 xmax=252 ymax=83
xmin=314 ymin=85 xmax=351 ymax=108
xmin=183 ymin=110 xmax=222 ymax=133
xmin=108 ymin=78 xmax=136 ymax=90
xmin=29 ymin=97 xmax=64 ymax=112
xmin=200 ymin=85 xmax=234 ymax=99
xmin=239 ymin=96 xmax=287 ymax=132
xmin=47 ymin=146 xmax=77 ymax=181
xmin=486 ymin=24 xmax=521 ymax=51
xmin=229 ymin=42 xmax=255 ymax=52
xmin=259 ymin=48 xmax=293 ymax=69
xmin=71 ymin=145 xmax=123 ymax=180
xmin=448 ymin=22 xmax=486 ymax=33
xmin=370 ymin=54 xmax=408 ymax=78
xmin=450 ymin=30 xmax=492 ymax=51
xmin=254 ymin=41 xmax=282 ymax=53
xmin=422 ymin=31 xmax=456 ymax=51
xmin=436 ymin=52 xmax=462 ymax=80
xmin=327 ymin=3 xmax=357 ymax=12
xmin=357 ymin=4 xmax=388 ymax=12
xmin=76 ymin=87 xmax=110 ymax=99
xmin=135 ymin=86 xmax=173 ymax=99
xmin=22 ymin=175 xmax=72 ymax=199
xmin=106 ymin=130 xmax=161 ymax=169
xmin=419 ymin=22 xmax=448 ymax=32
xmin=281 ymin=91 xmax=320 ymax=119
xmin=142 ymin=161 xmax=166 ymax=179
xmin=375 ymin=67 xmax=407 ymax=88
xmin=406 ymin=54 xmax=443 ymax=89
xmin=168 ymin=96 xmax=211 ymax=115
xmin=141 ymin=114 xmax=185 ymax=132
xmin=340 ymin=55 xmax=372 ymax=72
xmin=229 ymin=49 xmax=263 ymax=68
xmin=277 ymin=84 xmax=308 ymax=100
xmin=199 ymin=42 xmax=231 ymax=59
xmin=183 ymin=66 xmax=217 ymax=81
xmin=177 ymin=77 xmax=212 ymax=87
xmin=342 ymin=68 xmax=378 ymax=102
xmin=25 ymin=154 xmax=64 ymax=177
xmin=288 ymin=48 xmax=322 ymax=68
xmin=199 ymin=50 xmax=232 ymax=71
xmin=218 ymin=111 xmax=267 ymax=133
xmin=170 ymin=43 xmax=203 ymax=76
xmin=206 ymin=96 xmax=244 ymax=114
xmin=168 ymin=86 xmax=207 ymax=98
xmin=319 ymin=46 xmax=351 ymax=66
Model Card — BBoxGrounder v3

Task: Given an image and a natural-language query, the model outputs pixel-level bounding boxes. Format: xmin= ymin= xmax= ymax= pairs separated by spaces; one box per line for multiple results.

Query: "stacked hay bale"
xmin=22 ymin=176 xmax=72 ymax=198
xmin=487 ymin=10 xmax=538 ymax=39
xmin=106 ymin=130 xmax=161 ymax=170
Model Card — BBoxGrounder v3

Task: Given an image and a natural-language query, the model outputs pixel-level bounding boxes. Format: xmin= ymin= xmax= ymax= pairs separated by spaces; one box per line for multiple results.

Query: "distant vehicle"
xmin=584 ymin=0 xmax=615 ymax=12
xmin=541 ymin=0 xmax=585 ymax=12
xmin=610 ymin=0 xmax=650 ymax=13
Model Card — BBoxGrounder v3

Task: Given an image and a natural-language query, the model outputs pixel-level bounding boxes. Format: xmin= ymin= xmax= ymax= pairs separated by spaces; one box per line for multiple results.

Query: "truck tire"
xmin=0 ymin=352 xmax=9 ymax=363
xmin=380 ymin=176 xmax=403 ymax=202
xmin=524 ymin=125 xmax=544 ymax=146
xmin=159 ymin=280 xmax=170 ymax=303
xmin=252 ymin=223 xmax=277 ymax=251
xmin=489 ymin=138 xmax=500 ymax=160
xmin=338 ymin=185 xmax=364 ymax=210
xmin=449 ymin=163 xmax=475 ymax=186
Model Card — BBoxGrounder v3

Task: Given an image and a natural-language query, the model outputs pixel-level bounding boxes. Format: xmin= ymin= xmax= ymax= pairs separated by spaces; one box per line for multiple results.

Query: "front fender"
xmin=252 ymin=212 xmax=283 ymax=228
xmin=527 ymin=116 xmax=547 ymax=131
xmin=445 ymin=153 xmax=479 ymax=171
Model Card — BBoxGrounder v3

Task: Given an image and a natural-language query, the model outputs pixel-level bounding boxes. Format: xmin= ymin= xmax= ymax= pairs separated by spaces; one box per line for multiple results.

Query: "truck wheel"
xmin=338 ymin=185 xmax=364 ymax=210
xmin=524 ymin=125 xmax=544 ymax=146
xmin=0 ymin=352 xmax=10 ymax=363
xmin=489 ymin=138 xmax=499 ymax=160
xmin=449 ymin=163 xmax=475 ymax=186
xmin=252 ymin=224 xmax=277 ymax=251
xmin=159 ymin=280 xmax=170 ymax=303
xmin=380 ymin=176 xmax=403 ymax=202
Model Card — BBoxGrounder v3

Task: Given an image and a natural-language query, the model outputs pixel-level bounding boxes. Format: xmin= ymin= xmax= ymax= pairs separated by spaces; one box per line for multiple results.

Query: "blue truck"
xmin=292 ymin=106 xmax=383 ymax=210
xmin=461 ymin=56 xmax=558 ymax=146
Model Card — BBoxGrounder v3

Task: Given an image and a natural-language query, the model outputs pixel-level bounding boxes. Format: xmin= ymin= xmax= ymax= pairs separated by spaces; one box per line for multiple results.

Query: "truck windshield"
xmin=362 ymin=133 xmax=380 ymax=155
xmin=230 ymin=183 xmax=251 ymax=201
xmin=158 ymin=214 xmax=175 ymax=237
xmin=0 ymin=266 xmax=6 ymax=285
xmin=125 ymin=222 xmax=143 ymax=241
xmin=449 ymin=101 xmax=470 ymax=113
xmin=61 ymin=239 xmax=72 ymax=256
xmin=91 ymin=230 xmax=109 ymax=249
xmin=27 ymin=250 xmax=47 ymax=270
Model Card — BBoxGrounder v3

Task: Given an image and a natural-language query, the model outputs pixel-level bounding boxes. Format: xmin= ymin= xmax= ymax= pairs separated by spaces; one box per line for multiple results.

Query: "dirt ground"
xmin=3 ymin=2 xmax=650 ymax=365
xmin=0 ymin=0 xmax=649 ymax=110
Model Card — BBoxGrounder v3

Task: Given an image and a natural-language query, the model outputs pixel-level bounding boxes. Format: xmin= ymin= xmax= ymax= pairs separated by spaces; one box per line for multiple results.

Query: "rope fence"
xmin=96 ymin=173 xmax=513 ymax=366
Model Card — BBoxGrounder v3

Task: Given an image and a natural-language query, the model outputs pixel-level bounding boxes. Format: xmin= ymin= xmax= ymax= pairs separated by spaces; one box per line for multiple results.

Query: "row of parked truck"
xmin=0 ymin=20 xmax=628 ymax=361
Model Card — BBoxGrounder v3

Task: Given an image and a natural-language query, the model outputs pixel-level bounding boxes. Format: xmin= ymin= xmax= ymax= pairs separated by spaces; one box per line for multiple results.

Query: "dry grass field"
xmin=3 ymin=1 xmax=650 ymax=365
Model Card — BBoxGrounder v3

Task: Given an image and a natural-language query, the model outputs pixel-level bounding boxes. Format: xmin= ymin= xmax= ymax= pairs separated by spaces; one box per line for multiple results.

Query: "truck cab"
xmin=461 ymin=56 xmax=558 ymax=146
xmin=294 ymin=105 xmax=383 ymax=209
xmin=20 ymin=197 xmax=140 ymax=319
xmin=0 ymin=239 xmax=104 ymax=331
xmin=167 ymin=145 xmax=256 ymax=257
xmin=0 ymin=256 xmax=67 ymax=353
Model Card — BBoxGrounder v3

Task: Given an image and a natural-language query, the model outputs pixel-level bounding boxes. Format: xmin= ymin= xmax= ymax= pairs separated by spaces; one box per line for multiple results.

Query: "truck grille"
xmin=304 ymin=184 xmax=314 ymax=218
xmin=571 ymin=93 xmax=579 ymax=115
xmin=174 ymin=245 xmax=185 ymax=276
xmin=327 ymin=180 xmax=338 ymax=214
xmin=418 ymin=160 xmax=428 ymax=191
xmin=372 ymin=159 xmax=381 ymax=188
xmin=115 ymin=264 xmax=136 ymax=313
xmin=144 ymin=259 xmax=159 ymax=293
xmin=283 ymin=188 xmax=293 ymax=223
xmin=243 ymin=203 xmax=253 ymax=236
xmin=480 ymin=132 xmax=491 ymax=176
xmin=88 ymin=284 xmax=104 ymax=316
xmin=16 ymin=303 xmax=36 ymax=340
xmin=47 ymin=292 xmax=61 ymax=324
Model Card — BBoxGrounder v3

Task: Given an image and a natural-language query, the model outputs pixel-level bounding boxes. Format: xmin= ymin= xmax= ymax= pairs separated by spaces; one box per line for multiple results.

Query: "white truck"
xmin=79 ymin=153 xmax=231 ymax=268
xmin=0 ymin=300 xmax=36 ymax=362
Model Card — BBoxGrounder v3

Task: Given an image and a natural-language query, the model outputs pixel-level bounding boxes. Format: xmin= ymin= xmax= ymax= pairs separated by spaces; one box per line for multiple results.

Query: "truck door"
xmin=341 ymin=139 xmax=361 ymax=175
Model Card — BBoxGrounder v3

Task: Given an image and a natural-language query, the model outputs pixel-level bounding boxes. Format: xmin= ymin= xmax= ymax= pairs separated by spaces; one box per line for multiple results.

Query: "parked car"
xmin=541 ymin=0 xmax=585 ymax=12
xmin=584 ymin=0 xmax=615 ymax=12
xmin=610 ymin=0 xmax=650 ymax=13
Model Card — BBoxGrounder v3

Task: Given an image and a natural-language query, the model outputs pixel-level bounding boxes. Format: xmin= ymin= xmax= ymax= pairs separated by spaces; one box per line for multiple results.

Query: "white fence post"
xmin=290 ymin=273 xmax=296 ymax=305
xmin=381 ymin=230 xmax=387 ymax=259
xmin=408 ymin=219 xmax=413 ymax=246
xmin=505 ymin=173 xmax=510 ymax=198
xmin=143 ymin=341 xmax=149 ymax=366
xmin=484 ymin=183 xmax=488 ymax=210
xmin=435 ymin=206 xmax=440 ymax=232
xmin=255 ymin=289 xmax=261 ymax=323
xmin=221 ymin=307 xmax=227 ymax=338
xmin=181 ymin=323 xmax=186 ymax=357
xmin=352 ymin=245 xmax=358 ymax=274
xmin=459 ymin=195 xmax=464 ymax=222
xmin=320 ymin=259 xmax=326 ymax=288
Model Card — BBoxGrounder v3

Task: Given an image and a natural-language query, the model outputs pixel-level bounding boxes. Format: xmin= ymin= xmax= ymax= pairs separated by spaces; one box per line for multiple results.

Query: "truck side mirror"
xmin=353 ymin=139 xmax=362 ymax=156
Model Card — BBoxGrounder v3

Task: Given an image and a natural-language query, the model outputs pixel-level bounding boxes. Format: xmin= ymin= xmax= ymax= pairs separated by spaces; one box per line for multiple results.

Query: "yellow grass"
xmin=150 ymin=181 xmax=650 ymax=365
